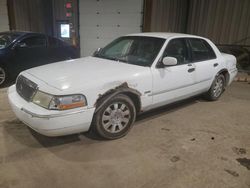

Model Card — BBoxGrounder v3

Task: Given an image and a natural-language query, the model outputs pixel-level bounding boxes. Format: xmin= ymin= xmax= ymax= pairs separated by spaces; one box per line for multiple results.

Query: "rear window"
xmin=48 ymin=37 xmax=68 ymax=47
xmin=48 ymin=37 xmax=59 ymax=47
xmin=20 ymin=36 xmax=46 ymax=48
xmin=188 ymin=38 xmax=216 ymax=62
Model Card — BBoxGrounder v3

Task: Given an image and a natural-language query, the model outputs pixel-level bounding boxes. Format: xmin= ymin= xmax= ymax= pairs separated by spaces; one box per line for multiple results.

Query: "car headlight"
xmin=49 ymin=94 xmax=87 ymax=110
xmin=32 ymin=91 xmax=87 ymax=110
xmin=32 ymin=91 xmax=53 ymax=109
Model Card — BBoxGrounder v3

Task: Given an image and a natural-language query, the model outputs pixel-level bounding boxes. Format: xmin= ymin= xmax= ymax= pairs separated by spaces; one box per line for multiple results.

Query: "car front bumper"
xmin=8 ymin=85 xmax=95 ymax=137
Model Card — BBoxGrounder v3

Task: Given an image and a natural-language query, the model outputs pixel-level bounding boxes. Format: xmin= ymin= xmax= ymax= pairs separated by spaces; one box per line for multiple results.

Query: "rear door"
xmin=187 ymin=38 xmax=218 ymax=92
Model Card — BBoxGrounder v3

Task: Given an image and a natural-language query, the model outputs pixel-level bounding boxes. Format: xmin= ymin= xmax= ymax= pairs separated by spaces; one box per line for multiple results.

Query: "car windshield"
xmin=93 ymin=36 xmax=165 ymax=67
xmin=0 ymin=33 xmax=20 ymax=49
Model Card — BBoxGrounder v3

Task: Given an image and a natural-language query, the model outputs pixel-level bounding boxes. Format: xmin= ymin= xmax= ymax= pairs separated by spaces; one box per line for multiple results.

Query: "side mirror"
xmin=93 ymin=47 xmax=102 ymax=56
xmin=162 ymin=56 xmax=177 ymax=66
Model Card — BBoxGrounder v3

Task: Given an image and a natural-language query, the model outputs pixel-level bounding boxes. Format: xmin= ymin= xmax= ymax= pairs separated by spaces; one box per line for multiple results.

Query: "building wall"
xmin=187 ymin=0 xmax=250 ymax=45
xmin=145 ymin=0 xmax=250 ymax=46
xmin=52 ymin=0 xmax=79 ymax=47
xmin=0 ymin=0 xmax=9 ymax=32
xmin=144 ymin=0 xmax=188 ymax=33
xmin=79 ymin=0 xmax=144 ymax=56
xmin=8 ymin=0 xmax=53 ymax=35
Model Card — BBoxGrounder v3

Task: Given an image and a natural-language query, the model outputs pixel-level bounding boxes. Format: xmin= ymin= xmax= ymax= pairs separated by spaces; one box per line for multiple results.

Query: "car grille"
xmin=16 ymin=75 xmax=38 ymax=101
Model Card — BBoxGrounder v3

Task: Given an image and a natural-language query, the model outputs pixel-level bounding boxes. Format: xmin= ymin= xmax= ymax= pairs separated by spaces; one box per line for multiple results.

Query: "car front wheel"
xmin=92 ymin=94 xmax=136 ymax=139
xmin=205 ymin=74 xmax=225 ymax=101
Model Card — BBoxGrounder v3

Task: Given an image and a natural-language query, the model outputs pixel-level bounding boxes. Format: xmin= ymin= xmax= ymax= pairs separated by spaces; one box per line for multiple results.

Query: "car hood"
xmin=25 ymin=56 xmax=150 ymax=91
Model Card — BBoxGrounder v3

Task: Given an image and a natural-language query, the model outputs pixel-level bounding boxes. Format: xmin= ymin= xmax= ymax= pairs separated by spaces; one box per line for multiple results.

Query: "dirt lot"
xmin=0 ymin=82 xmax=249 ymax=188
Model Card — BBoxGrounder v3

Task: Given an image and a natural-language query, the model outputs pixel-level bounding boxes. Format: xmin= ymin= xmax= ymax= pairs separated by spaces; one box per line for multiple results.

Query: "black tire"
xmin=0 ymin=66 xmax=8 ymax=87
xmin=205 ymin=74 xmax=225 ymax=101
xmin=92 ymin=94 xmax=136 ymax=140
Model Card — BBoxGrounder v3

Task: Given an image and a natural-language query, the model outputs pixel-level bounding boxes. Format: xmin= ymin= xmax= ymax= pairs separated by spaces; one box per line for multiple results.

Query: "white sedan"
xmin=8 ymin=33 xmax=237 ymax=139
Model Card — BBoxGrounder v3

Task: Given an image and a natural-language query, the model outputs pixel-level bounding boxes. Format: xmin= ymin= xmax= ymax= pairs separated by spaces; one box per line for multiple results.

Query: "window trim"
xmin=156 ymin=37 xmax=191 ymax=68
xmin=94 ymin=36 xmax=166 ymax=67
xmin=17 ymin=34 xmax=47 ymax=49
xmin=187 ymin=38 xmax=217 ymax=63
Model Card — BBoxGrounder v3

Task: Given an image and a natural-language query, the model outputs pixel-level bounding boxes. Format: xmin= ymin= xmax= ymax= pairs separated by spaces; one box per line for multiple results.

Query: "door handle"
xmin=214 ymin=63 xmax=218 ymax=67
xmin=188 ymin=68 xmax=195 ymax=73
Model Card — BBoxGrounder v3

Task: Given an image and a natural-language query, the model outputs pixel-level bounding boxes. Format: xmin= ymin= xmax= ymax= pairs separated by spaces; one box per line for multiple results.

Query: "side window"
xmin=20 ymin=36 xmax=46 ymax=48
xmin=163 ymin=38 xmax=190 ymax=65
xmin=189 ymin=39 xmax=216 ymax=62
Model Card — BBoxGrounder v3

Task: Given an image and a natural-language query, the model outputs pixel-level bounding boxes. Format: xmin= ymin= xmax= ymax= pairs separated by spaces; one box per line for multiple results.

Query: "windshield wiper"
xmin=96 ymin=55 xmax=127 ymax=63
xmin=108 ymin=57 xmax=127 ymax=63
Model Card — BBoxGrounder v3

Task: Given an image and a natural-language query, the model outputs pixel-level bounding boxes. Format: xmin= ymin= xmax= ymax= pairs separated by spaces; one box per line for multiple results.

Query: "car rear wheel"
xmin=0 ymin=66 xmax=7 ymax=87
xmin=205 ymin=74 xmax=225 ymax=101
xmin=92 ymin=94 xmax=136 ymax=140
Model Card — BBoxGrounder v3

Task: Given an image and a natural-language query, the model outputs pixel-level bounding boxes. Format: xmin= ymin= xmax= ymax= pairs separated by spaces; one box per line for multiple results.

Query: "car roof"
xmin=0 ymin=31 xmax=67 ymax=41
xmin=127 ymin=32 xmax=205 ymax=40
xmin=1 ymin=30 xmax=33 ymax=35
xmin=0 ymin=31 xmax=69 ymax=46
xmin=0 ymin=30 xmax=50 ymax=37
xmin=0 ymin=31 xmax=47 ymax=40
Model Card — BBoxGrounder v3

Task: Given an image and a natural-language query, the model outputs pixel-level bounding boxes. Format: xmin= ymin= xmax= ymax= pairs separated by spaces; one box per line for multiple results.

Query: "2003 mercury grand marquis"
xmin=8 ymin=33 xmax=237 ymax=139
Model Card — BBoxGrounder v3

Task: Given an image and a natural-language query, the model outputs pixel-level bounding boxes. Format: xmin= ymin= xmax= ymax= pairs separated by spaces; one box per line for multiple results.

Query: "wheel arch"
xmin=94 ymin=82 xmax=142 ymax=114
xmin=217 ymin=69 xmax=230 ymax=86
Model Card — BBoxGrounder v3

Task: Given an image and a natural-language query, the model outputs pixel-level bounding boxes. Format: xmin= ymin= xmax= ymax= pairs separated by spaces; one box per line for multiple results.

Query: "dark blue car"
xmin=0 ymin=31 xmax=78 ymax=87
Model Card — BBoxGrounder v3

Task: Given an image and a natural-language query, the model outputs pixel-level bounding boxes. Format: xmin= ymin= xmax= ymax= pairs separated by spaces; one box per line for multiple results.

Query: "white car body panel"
xmin=151 ymin=64 xmax=196 ymax=108
xmin=23 ymin=56 xmax=153 ymax=110
xmin=8 ymin=33 xmax=238 ymax=136
xmin=8 ymin=85 xmax=95 ymax=136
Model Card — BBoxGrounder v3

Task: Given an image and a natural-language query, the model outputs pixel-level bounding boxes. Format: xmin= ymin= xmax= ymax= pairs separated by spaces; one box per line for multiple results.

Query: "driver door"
xmin=151 ymin=38 xmax=196 ymax=108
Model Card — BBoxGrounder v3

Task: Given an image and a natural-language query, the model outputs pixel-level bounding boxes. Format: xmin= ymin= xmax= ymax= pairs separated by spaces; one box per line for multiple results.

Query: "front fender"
xmin=94 ymin=82 xmax=141 ymax=113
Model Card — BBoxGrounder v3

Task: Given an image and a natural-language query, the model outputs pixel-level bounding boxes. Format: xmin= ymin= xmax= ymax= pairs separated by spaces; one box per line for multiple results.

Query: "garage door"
xmin=0 ymin=0 xmax=9 ymax=32
xmin=79 ymin=0 xmax=143 ymax=57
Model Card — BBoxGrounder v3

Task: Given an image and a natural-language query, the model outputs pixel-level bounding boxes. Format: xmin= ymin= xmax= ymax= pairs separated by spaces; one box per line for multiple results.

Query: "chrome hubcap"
xmin=102 ymin=102 xmax=131 ymax=133
xmin=213 ymin=77 xmax=223 ymax=98
xmin=0 ymin=67 xmax=6 ymax=85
